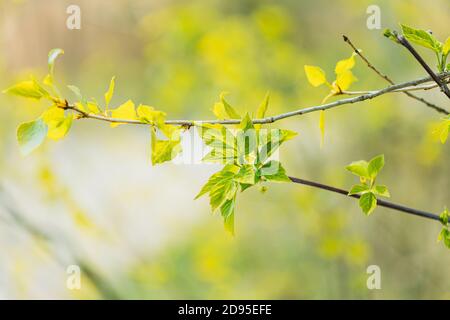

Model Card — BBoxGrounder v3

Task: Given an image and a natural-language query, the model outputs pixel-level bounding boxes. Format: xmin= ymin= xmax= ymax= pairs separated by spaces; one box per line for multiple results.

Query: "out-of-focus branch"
xmin=343 ymin=35 xmax=450 ymax=115
xmin=0 ymin=189 xmax=120 ymax=299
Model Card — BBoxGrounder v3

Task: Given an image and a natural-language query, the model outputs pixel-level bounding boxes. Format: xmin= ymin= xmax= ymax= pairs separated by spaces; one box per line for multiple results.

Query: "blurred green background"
xmin=0 ymin=0 xmax=449 ymax=299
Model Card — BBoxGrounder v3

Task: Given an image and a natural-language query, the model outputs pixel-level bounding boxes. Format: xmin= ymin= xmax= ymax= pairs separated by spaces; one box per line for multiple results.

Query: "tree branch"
xmin=64 ymin=71 xmax=450 ymax=127
xmin=343 ymin=35 xmax=450 ymax=115
xmin=288 ymin=176 xmax=442 ymax=222
xmin=394 ymin=33 xmax=450 ymax=99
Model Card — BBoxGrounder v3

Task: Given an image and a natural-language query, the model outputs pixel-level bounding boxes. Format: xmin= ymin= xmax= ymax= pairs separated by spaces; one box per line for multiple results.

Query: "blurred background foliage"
xmin=0 ymin=0 xmax=448 ymax=299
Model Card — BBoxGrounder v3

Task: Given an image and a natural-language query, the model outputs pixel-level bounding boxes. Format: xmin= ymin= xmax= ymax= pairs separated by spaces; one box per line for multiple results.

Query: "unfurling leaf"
xmin=17 ymin=118 xmax=48 ymax=155
xmin=104 ymin=76 xmax=116 ymax=110
xmin=212 ymin=92 xmax=240 ymax=120
xmin=48 ymin=48 xmax=64 ymax=78
xmin=110 ymin=100 xmax=136 ymax=127
xmin=304 ymin=65 xmax=327 ymax=87
xmin=359 ymin=192 xmax=377 ymax=215
xmin=443 ymin=37 xmax=450 ymax=56
xmin=255 ymin=93 xmax=270 ymax=130
xmin=3 ymin=79 xmax=50 ymax=100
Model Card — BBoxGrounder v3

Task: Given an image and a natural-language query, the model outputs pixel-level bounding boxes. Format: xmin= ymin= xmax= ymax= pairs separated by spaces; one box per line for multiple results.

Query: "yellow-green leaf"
xmin=150 ymin=129 xmax=182 ymax=165
xmin=43 ymin=107 xmax=73 ymax=140
xmin=17 ymin=118 xmax=48 ymax=155
xmin=443 ymin=37 xmax=450 ymax=55
xmin=319 ymin=110 xmax=325 ymax=148
xmin=3 ymin=80 xmax=49 ymax=100
xmin=212 ymin=92 xmax=240 ymax=120
xmin=335 ymin=70 xmax=357 ymax=91
xmin=335 ymin=53 xmax=356 ymax=75
xmin=104 ymin=76 xmax=115 ymax=110
xmin=255 ymin=93 xmax=269 ymax=130
xmin=110 ymin=100 xmax=136 ymax=128
xmin=304 ymin=65 xmax=327 ymax=87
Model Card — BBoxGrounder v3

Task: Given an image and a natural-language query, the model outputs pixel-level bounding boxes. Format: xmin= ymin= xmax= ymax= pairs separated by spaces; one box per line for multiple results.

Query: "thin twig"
xmin=343 ymin=35 xmax=450 ymax=115
xmin=394 ymin=32 xmax=450 ymax=99
xmin=64 ymin=72 xmax=450 ymax=127
xmin=288 ymin=176 xmax=442 ymax=222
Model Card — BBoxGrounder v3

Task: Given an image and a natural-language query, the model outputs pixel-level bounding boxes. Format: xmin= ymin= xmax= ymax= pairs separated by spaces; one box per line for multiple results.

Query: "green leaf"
xmin=209 ymin=179 xmax=237 ymax=212
xmin=234 ymin=165 xmax=256 ymax=185
xmin=348 ymin=184 xmax=370 ymax=195
xmin=373 ymin=185 xmax=390 ymax=198
xmin=104 ymin=76 xmax=115 ymax=109
xmin=346 ymin=160 xmax=369 ymax=178
xmin=17 ymin=118 xmax=48 ymax=155
xmin=383 ymin=28 xmax=399 ymax=43
xmin=221 ymin=199 xmax=236 ymax=235
xmin=443 ymin=37 xmax=450 ymax=55
xmin=260 ymin=161 xmax=291 ymax=182
xmin=150 ymin=128 xmax=182 ymax=165
xmin=359 ymin=192 xmax=377 ymax=215
xmin=255 ymin=93 xmax=269 ymax=130
xmin=437 ymin=227 xmax=450 ymax=249
xmin=195 ymin=165 xmax=238 ymax=200
xmin=400 ymin=24 xmax=442 ymax=53
xmin=440 ymin=208 xmax=449 ymax=226
xmin=3 ymin=80 xmax=49 ymax=100
xmin=367 ymin=154 xmax=384 ymax=178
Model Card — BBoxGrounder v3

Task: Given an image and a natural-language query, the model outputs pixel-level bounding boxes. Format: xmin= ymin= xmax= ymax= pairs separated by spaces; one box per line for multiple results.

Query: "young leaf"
xmin=42 ymin=107 xmax=73 ymax=140
xmin=348 ymin=184 xmax=370 ymax=195
xmin=150 ymin=128 xmax=182 ymax=165
xmin=335 ymin=70 xmax=357 ymax=91
xmin=443 ymin=37 xmax=450 ymax=55
xmin=234 ymin=165 xmax=256 ymax=185
xmin=304 ymin=65 xmax=327 ymax=87
xmin=256 ymin=93 xmax=269 ymax=120
xmin=104 ymin=76 xmax=116 ymax=110
xmin=359 ymin=192 xmax=377 ymax=215
xmin=110 ymin=100 xmax=136 ymax=128
xmin=17 ymin=118 xmax=48 ymax=155
xmin=212 ymin=93 xmax=240 ymax=119
xmin=67 ymin=85 xmax=84 ymax=102
xmin=400 ymin=24 xmax=442 ymax=53
xmin=335 ymin=53 xmax=356 ymax=75
xmin=221 ymin=199 xmax=236 ymax=236
xmin=346 ymin=160 xmax=369 ymax=178
xmin=367 ymin=154 xmax=385 ymax=178
xmin=373 ymin=185 xmax=390 ymax=198
xmin=195 ymin=165 xmax=238 ymax=200
xmin=440 ymin=208 xmax=449 ymax=226
xmin=3 ymin=80 xmax=49 ymax=100
xmin=48 ymin=48 xmax=64 ymax=78
xmin=437 ymin=228 xmax=450 ymax=249
xmin=260 ymin=161 xmax=291 ymax=182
